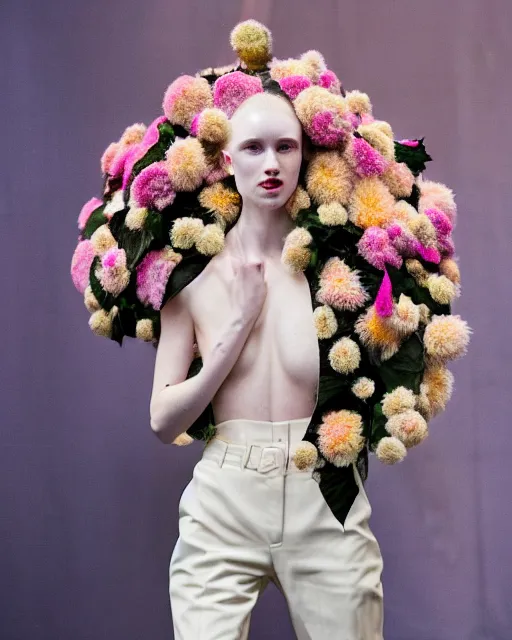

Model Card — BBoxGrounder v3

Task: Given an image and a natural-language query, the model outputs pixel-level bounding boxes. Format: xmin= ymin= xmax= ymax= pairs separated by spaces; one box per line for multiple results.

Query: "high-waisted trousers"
xmin=169 ymin=417 xmax=384 ymax=639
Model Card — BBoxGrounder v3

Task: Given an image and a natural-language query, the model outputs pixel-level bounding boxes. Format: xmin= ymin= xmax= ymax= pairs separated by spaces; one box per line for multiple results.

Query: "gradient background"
xmin=2 ymin=0 xmax=511 ymax=638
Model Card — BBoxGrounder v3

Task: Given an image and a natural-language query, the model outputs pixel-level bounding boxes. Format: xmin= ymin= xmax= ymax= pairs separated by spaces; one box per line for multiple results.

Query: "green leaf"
xmin=377 ymin=332 xmax=425 ymax=394
xmin=394 ymin=138 xmax=432 ymax=176
xmin=317 ymin=374 xmax=348 ymax=408
xmin=317 ymin=462 xmax=360 ymax=527
xmin=163 ymin=253 xmax=211 ymax=304
xmin=119 ymin=227 xmax=154 ymax=271
xmin=89 ymin=256 xmax=116 ymax=311
xmin=132 ymin=121 xmax=175 ymax=177
xmin=82 ymin=205 xmax=107 ymax=239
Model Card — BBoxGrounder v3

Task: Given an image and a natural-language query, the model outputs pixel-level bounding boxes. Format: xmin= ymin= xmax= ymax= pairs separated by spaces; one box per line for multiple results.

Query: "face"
xmin=222 ymin=92 xmax=303 ymax=210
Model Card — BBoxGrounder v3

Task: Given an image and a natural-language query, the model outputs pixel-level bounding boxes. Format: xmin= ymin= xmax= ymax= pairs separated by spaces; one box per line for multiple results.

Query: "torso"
xmin=180 ymin=248 xmax=320 ymax=424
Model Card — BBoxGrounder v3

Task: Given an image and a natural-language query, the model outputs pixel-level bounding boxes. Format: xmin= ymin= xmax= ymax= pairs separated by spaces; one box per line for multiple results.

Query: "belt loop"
xmin=243 ymin=444 xmax=261 ymax=470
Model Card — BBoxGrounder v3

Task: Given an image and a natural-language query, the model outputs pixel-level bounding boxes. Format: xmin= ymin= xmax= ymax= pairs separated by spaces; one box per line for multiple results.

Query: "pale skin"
xmin=150 ymin=93 xmax=319 ymax=443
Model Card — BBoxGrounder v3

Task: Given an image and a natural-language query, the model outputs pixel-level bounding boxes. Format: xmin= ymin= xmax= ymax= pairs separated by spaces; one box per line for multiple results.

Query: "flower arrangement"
xmin=71 ymin=19 xmax=471 ymax=525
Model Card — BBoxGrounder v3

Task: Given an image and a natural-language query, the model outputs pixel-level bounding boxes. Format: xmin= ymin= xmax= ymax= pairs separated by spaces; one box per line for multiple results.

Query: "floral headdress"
xmin=71 ymin=20 xmax=470 ymax=522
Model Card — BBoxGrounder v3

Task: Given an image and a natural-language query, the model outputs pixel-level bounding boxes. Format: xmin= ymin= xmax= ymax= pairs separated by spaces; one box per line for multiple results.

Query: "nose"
xmin=264 ymin=148 xmax=280 ymax=176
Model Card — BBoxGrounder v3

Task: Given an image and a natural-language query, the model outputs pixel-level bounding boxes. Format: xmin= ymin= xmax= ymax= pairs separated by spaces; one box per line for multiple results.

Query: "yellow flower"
xmin=408 ymin=213 xmax=437 ymax=248
xmin=84 ymin=285 xmax=101 ymax=313
xmin=386 ymin=410 xmax=428 ymax=448
xmin=135 ymin=318 xmax=154 ymax=342
xmin=198 ymin=183 xmax=241 ymax=225
xmin=306 ymin=150 xmax=354 ymax=206
xmin=381 ymin=161 xmax=415 ymax=198
xmin=424 ymin=314 xmax=471 ymax=363
xmin=88 ymin=306 xmax=118 ymax=339
xmin=90 ymin=224 xmax=117 ymax=256
xmin=352 ymin=377 xmax=375 ymax=400
xmin=285 ymin=185 xmax=311 ymax=220
xmin=418 ymin=303 xmax=431 ymax=325
xmin=421 ymin=365 xmax=454 ymax=417
xmin=170 ymin=217 xmax=204 ymax=249
xmin=357 ymin=123 xmax=395 ymax=160
xmin=375 ymin=436 xmax=407 ymax=464
xmin=172 ymin=432 xmax=195 ymax=446
xmin=439 ymin=258 xmax=461 ymax=285
xmin=354 ymin=305 xmax=402 ymax=361
xmin=317 ymin=202 xmax=348 ymax=226
xmin=196 ymin=224 xmax=225 ymax=256
xmin=165 ymin=137 xmax=207 ymax=192
xmin=120 ymin=123 xmax=146 ymax=146
xmin=194 ymin=108 xmax=230 ymax=146
xmin=281 ymin=246 xmax=311 ymax=273
xmin=348 ymin=177 xmax=396 ymax=229
xmin=230 ymin=20 xmax=272 ymax=70
xmin=382 ymin=386 xmax=416 ymax=418
xmin=345 ymin=90 xmax=372 ymax=115
xmin=389 ymin=294 xmax=420 ymax=336
xmin=125 ymin=207 xmax=148 ymax=231
xmin=372 ymin=120 xmax=394 ymax=139
xmin=405 ymin=258 xmax=429 ymax=286
xmin=394 ymin=200 xmax=418 ymax=224
xmin=426 ymin=274 xmax=459 ymax=305
xmin=292 ymin=442 xmax=318 ymax=470
xmin=313 ymin=305 xmax=338 ymax=340
xmin=300 ymin=50 xmax=327 ymax=82
xmin=328 ymin=337 xmax=361 ymax=374
xmin=317 ymin=410 xmax=365 ymax=467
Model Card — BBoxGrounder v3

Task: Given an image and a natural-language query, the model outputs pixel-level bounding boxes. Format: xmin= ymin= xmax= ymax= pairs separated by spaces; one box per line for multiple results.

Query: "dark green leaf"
xmin=89 ymin=257 xmax=116 ymax=311
xmin=82 ymin=205 xmax=107 ymax=239
xmin=394 ymin=138 xmax=432 ymax=176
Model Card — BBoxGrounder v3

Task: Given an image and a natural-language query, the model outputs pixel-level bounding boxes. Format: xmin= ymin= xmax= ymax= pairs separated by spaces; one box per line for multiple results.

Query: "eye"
xmin=278 ymin=142 xmax=295 ymax=152
xmin=245 ymin=143 xmax=261 ymax=152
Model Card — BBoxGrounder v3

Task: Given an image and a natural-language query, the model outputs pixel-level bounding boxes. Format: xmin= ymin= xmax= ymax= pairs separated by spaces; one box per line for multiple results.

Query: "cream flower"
xmin=385 ymin=410 xmax=428 ymax=448
xmin=328 ymin=337 xmax=361 ymax=374
xmin=352 ymin=377 xmax=375 ymax=400
xmin=317 ymin=410 xmax=365 ymax=467
xmin=375 ymin=437 xmax=407 ymax=464
xmin=313 ymin=305 xmax=338 ymax=340
xmin=382 ymin=386 xmax=416 ymax=418
xmin=424 ymin=315 xmax=471 ymax=363
xmin=292 ymin=442 xmax=318 ymax=470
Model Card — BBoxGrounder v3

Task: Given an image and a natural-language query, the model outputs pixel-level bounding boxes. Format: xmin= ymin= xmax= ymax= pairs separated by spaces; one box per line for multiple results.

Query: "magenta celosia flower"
xmin=375 ymin=268 xmax=394 ymax=317
xmin=142 ymin=115 xmax=167 ymax=147
xmin=349 ymin=136 xmax=388 ymax=177
xmin=438 ymin=235 xmax=455 ymax=258
xmin=136 ymin=249 xmax=180 ymax=310
xmin=78 ymin=197 xmax=103 ymax=231
xmin=71 ymin=240 xmax=95 ymax=294
xmin=109 ymin=145 xmax=133 ymax=179
xmin=346 ymin=112 xmax=361 ymax=129
xmin=121 ymin=144 xmax=147 ymax=190
xmin=387 ymin=223 xmax=418 ymax=257
xmin=358 ymin=227 xmax=403 ymax=270
xmin=213 ymin=71 xmax=263 ymax=118
xmin=307 ymin=110 xmax=349 ymax=147
xmin=398 ymin=139 xmax=419 ymax=147
xmin=424 ymin=207 xmax=453 ymax=237
xmin=278 ymin=75 xmax=312 ymax=101
xmin=416 ymin=243 xmax=441 ymax=264
xmin=318 ymin=70 xmax=341 ymax=94
xmin=131 ymin=161 xmax=176 ymax=211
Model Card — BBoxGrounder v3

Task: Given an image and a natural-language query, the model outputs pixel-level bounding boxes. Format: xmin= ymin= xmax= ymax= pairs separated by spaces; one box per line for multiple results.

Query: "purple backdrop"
xmin=2 ymin=0 xmax=511 ymax=638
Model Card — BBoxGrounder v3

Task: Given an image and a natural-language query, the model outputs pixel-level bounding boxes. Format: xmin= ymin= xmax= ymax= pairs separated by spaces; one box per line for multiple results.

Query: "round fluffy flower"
xmin=71 ymin=240 xmax=95 ymax=294
xmin=348 ymin=178 xmax=396 ymax=229
xmin=162 ymin=75 xmax=213 ymax=129
xmin=381 ymin=162 xmax=415 ymax=198
xmin=317 ymin=202 xmax=348 ymax=226
xmin=78 ymin=197 xmax=103 ymax=231
xmin=90 ymin=224 xmax=117 ymax=256
xmin=418 ymin=179 xmax=457 ymax=224
xmin=375 ymin=437 xmax=407 ymax=464
xmin=281 ymin=245 xmax=311 ymax=274
xmin=393 ymin=200 xmax=418 ymax=225
xmin=345 ymin=135 xmax=388 ymax=178
xmin=283 ymin=185 xmax=311 ymax=220
xmin=292 ymin=441 xmax=318 ymax=470
xmin=88 ymin=306 xmax=118 ymax=339
xmin=328 ymin=337 xmax=361 ymax=374
xmin=204 ymin=162 xmax=230 ymax=186
xmin=421 ymin=365 xmax=454 ymax=418
xmin=439 ymin=258 xmax=461 ymax=285
xmin=172 ymin=433 xmax=195 ymax=446
xmin=386 ymin=410 xmax=428 ymax=448
xmin=345 ymin=90 xmax=372 ymax=115
xmin=101 ymin=142 xmax=119 ymax=175
xmin=135 ymin=318 xmax=154 ymax=342
xmin=405 ymin=258 xmax=429 ymax=286
xmin=354 ymin=305 xmax=402 ymax=361
xmin=213 ymin=71 xmax=264 ymax=118
xmin=96 ymin=247 xmax=131 ymax=297
xmin=300 ymin=50 xmax=327 ymax=82
xmin=317 ymin=410 xmax=365 ymax=467
xmin=229 ymin=20 xmax=272 ymax=70
xmin=269 ymin=57 xmax=306 ymax=81
xmin=84 ymin=285 xmax=101 ymax=313
xmin=316 ymin=257 xmax=369 ymax=311
xmin=418 ymin=303 xmax=431 ymax=325
xmin=424 ymin=207 xmax=453 ymax=238
xmin=408 ymin=213 xmax=438 ymax=248
xmin=278 ymin=75 xmax=313 ymax=101
xmin=313 ymin=305 xmax=338 ymax=339
xmin=357 ymin=123 xmax=395 ymax=160
xmin=198 ymin=182 xmax=241 ymax=225
xmin=190 ymin=108 xmax=230 ymax=146
xmin=131 ymin=161 xmax=176 ymax=210
xmin=424 ymin=314 xmax=471 ymax=363
xmin=382 ymin=386 xmax=416 ymax=418
xmin=388 ymin=294 xmax=420 ymax=335
xmin=294 ymin=86 xmax=351 ymax=147
xmin=170 ymin=217 xmax=205 ymax=249
xmin=306 ymin=150 xmax=353 ymax=205
xmin=196 ymin=224 xmax=225 ymax=256
xmin=352 ymin=377 xmax=375 ymax=400
xmin=386 ymin=221 xmax=418 ymax=256
xmin=165 ymin=137 xmax=208 ymax=192
xmin=426 ymin=274 xmax=458 ymax=305
xmin=357 ymin=226 xmax=403 ymax=270
xmin=318 ymin=69 xmax=342 ymax=94
xmin=136 ymin=247 xmax=182 ymax=310
xmin=120 ymin=123 xmax=146 ymax=146
xmin=125 ymin=207 xmax=148 ymax=231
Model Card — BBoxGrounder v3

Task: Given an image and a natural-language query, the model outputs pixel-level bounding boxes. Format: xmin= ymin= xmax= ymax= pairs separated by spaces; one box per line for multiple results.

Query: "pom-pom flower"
xmin=281 ymin=227 xmax=313 ymax=274
xmin=375 ymin=437 xmax=407 ymax=464
xmin=292 ymin=441 xmax=318 ymax=470
xmin=386 ymin=410 xmax=428 ymax=448
xmin=388 ymin=294 xmax=420 ymax=336
xmin=424 ymin=315 xmax=471 ymax=363
xmin=131 ymin=161 xmax=176 ymax=211
xmin=352 ymin=377 xmax=375 ymax=400
xmin=348 ymin=178 xmax=396 ymax=229
xmin=316 ymin=257 xmax=369 ymax=311
xmin=357 ymin=123 xmax=395 ymax=161
xmin=88 ymin=306 xmax=118 ymax=339
xmin=345 ymin=90 xmax=372 ymax=116
xmin=418 ymin=179 xmax=457 ymax=224
xmin=120 ymin=123 xmax=147 ymax=146
xmin=426 ymin=274 xmax=459 ymax=305
xmin=136 ymin=247 xmax=182 ymax=310
xmin=294 ymin=86 xmax=352 ymax=148
xmin=382 ymin=386 xmax=416 ymax=418
xmin=90 ymin=224 xmax=117 ymax=256
xmin=313 ymin=305 xmax=338 ymax=340
xmin=96 ymin=247 xmax=131 ymax=297
xmin=78 ymin=197 xmax=103 ymax=231
xmin=198 ymin=182 xmax=241 ymax=225
xmin=328 ymin=337 xmax=361 ymax=374
xmin=135 ymin=318 xmax=154 ymax=342
xmin=318 ymin=70 xmax=342 ymax=94
xmin=317 ymin=202 xmax=348 ymax=226
xmin=125 ymin=206 xmax=148 ymax=231
xmin=357 ymin=226 xmax=403 ymax=270
xmin=196 ymin=223 xmax=225 ymax=256
xmin=71 ymin=240 xmax=96 ymax=294
xmin=408 ymin=213 xmax=438 ymax=248
xmin=162 ymin=75 xmax=213 ymax=129
xmin=190 ymin=108 xmax=230 ymax=147
xmin=170 ymin=217 xmax=205 ymax=249
xmin=345 ymin=135 xmax=388 ymax=178
xmin=213 ymin=71 xmax=264 ymax=118
xmin=354 ymin=305 xmax=402 ymax=361
xmin=101 ymin=142 xmax=119 ymax=175
xmin=306 ymin=151 xmax=353 ymax=205
xmin=381 ymin=162 xmax=415 ymax=198
xmin=84 ymin=285 xmax=101 ymax=313
xmin=439 ymin=258 xmax=461 ymax=285
xmin=285 ymin=185 xmax=311 ymax=220
xmin=317 ymin=410 xmax=365 ymax=467
xmin=165 ymin=137 xmax=208 ymax=192
xmin=386 ymin=222 xmax=418 ymax=257
xmin=229 ymin=20 xmax=272 ymax=70
xmin=278 ymin=75 xmax=313 ymax=101
xmin=420 ymin=365 xmax=454 ymax=418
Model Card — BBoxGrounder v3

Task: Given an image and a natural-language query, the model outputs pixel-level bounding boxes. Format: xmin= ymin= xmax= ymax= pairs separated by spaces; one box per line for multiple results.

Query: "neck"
xmin=225 ymin=201 xmax=295 ymax=262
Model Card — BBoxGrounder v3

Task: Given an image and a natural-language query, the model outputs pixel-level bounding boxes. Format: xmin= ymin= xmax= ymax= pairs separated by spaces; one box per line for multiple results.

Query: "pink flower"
xmin=318 ymin=70 xmax=342 ymax=94
xmin=375 ymin=268 xmax=394 ymax=317
xmin=360 ymin=114 xmax=375 ymax=125
xmin=349 ymin=136 xmax=388 ymax=177
xmin=142 ymin=115 xmax=167 ymax=147
xmin=121 ymin=144 xmax=147 ymax=190
xmin=71 ymin=240 xmax=95 ymax=294
xmin=78 ymin=197 xmax=103 ymax=231
xmin=98 ymin=247 xmax=130 ymax=296
xmin=399 ymin=139 xmax=419 ymax=147
xmin=109 ymin=145 xmax=133 ymax=179
xmin=416 ymin=243 xmax=441 ymax=264
xmin=438 ymin=235 xmax=455 ymax=258
xmin=136 ymin=249 xmax=180 ymax=310
xmin=307 ymin=110 xmax=349 ymax=147
xmin=316 ymin=257 xmax=369 ymax=311
xmin=101 ymin=142 xmax=119 ymax=175
xmin=387 ymin=223 xmax=418 ymax=257
xmin=358 ymin=227 xmax=403 ymax=270
xmin=213 ymin=71 xmax=264 ymax=118
xmin=278 ymin=75 xmax=313 ymax=101
xmin=424 ymin=207 xmax=453 ymax=237
xmin=131 ymin=161 xmax=176 ymax=211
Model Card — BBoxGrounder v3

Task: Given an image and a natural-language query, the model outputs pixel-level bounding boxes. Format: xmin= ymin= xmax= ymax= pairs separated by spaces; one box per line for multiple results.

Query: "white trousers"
xmin=169 ymin=417 xmax=384 ymax=640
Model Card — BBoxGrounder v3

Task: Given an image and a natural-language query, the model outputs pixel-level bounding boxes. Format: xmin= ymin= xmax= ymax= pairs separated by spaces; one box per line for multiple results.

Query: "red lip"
xmin=259 ymin=179 xmax=283 ymax=188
